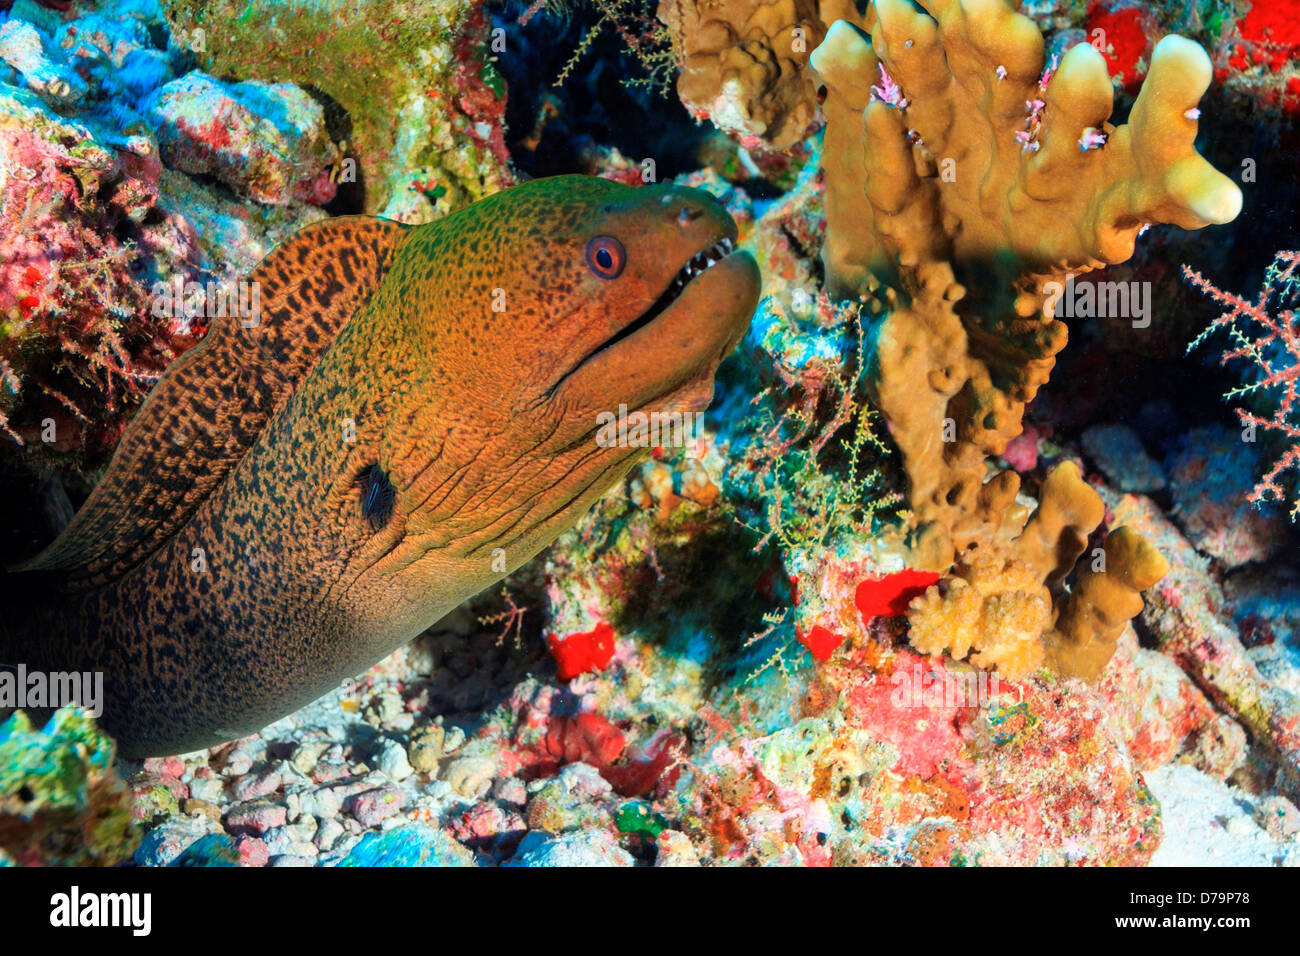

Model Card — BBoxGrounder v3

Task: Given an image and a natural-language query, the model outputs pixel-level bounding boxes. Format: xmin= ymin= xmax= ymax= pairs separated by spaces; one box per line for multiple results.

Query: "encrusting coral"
xmin=162 ymin=0 xmax=513 ymax=220
xmin=908 ymin=460 xmax=1169 ymax=679
xmin=0 ymin=708 xmax=140 ymax=866
xmin=807 ymin=0 xmax=1240 ymax=679
xmin=906 ymin=542 xmax=1051 ymax=679
xmin=0 ymin=0 xmax=337 ymax=466
xmin=657 ymin=0 xmax=871 ymax=148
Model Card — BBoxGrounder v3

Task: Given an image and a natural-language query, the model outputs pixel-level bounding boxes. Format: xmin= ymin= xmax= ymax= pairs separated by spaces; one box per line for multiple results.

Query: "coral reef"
xmin=101 ymin=575 xmax=1181 ymax=867
xmin=161 ymin=0 xmax=513 ymax=220
xmin=2 ymin=0 xmax=1298 ymax=872
xmin=147 ymin=71 xmax=339 ymax=206
xmin=657 ymin=0 xmax=871 ymax=149
xmin=1080 ymin=422 xmax=1166 ymax=493
xmin=0 ymin=0 xmax=330 ymax=478
xmin=1100 ymin=629 xmax=1243 ymax=777
xmin=1108 ymin=490 xmax=1300 ymax=803
xmin=669 ymin=652 xmax=1163 ymax=865
xmin=0 ymin=81 xmax=186 ymax=454
xmin=0 ymin=707 xmax=139 ymax=866
xmin=1165 ymin=424 xmax=1290 ymax=565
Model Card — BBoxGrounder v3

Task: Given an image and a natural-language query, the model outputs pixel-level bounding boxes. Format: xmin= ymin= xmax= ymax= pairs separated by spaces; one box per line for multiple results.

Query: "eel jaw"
xmin=546 ymin=235 xmax=741 ymax=398
xmin=594 ymin=236 xmax=738 ymax=357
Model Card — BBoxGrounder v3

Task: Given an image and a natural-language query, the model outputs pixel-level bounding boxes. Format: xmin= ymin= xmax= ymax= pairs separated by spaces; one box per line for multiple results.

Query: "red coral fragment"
xmin=1086 ymin=3 xmax=1154 ymax=92
xmin=796 ymin=623 xmax=844 ymax=662
xmin=602 ymin=730 xmax=686 ymax=797
xmin=544 ymin=712 xmax=627 ymax=767
xmin=855 ymin=569 xmax=941 ymax=620
xmin=1237 ymin=0 xmax=1300 ymax=72
xmin=293 ymin=170 xmax=338 ymax=206
xmin=520 ymin=712 xmax=685 ymax=797
xmin=547 ymin=621 xmax=616 ymax=680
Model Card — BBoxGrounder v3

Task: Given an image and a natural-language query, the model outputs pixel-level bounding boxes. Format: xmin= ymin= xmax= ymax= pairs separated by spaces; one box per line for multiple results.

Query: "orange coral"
xmin=629 ymin=457 xmax=720 ymax=520
xmin=657 ymin=0 xmax=871 ymax=148
xmin=908 ymin=460 xmax=1169 ymax=680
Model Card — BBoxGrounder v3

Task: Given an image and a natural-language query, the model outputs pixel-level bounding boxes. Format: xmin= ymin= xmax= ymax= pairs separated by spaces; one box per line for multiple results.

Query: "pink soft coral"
xmin=0 ymin=119 xmax=192 ymax=452
xmin=1185 ymin=251 xmax=1300 ymax=521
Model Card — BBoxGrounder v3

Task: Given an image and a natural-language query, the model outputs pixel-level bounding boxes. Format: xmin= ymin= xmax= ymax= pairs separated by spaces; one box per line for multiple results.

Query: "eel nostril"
xmin=358 ymin=463 xmax=397 ymax=531
xmin=677 ymin=206 xmax=703 ymax=225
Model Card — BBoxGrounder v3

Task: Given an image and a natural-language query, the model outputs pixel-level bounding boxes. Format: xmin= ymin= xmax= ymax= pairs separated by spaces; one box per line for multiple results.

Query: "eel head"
xmin=362 ymin=175 xmax=760 ymax=624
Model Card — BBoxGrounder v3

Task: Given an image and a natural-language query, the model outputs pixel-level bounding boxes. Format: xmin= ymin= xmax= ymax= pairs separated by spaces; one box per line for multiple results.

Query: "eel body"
xmin=2 ymin=175 xmax=760 ymax=756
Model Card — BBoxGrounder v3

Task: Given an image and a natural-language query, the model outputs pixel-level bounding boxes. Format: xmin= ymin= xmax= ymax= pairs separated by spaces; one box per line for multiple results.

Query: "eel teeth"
xmin=667 ymin=237 xmax=736 ymax=296
xmin=544 ymin=236 xmax=740 ymax=398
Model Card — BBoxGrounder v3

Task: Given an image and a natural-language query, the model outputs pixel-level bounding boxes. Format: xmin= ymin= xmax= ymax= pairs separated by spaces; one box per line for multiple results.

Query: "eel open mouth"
xmin=605 ymin=236 xmax=737 ymax=352
xmin=548 ymin=236 xmax=738 ymax=397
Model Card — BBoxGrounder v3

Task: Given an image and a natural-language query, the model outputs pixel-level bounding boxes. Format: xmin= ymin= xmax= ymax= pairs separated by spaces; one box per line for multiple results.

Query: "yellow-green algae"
xmin=0 ymin=708 xmax=140 ymax=866
xmin=162 ymin=0 xmax=510 ymax=217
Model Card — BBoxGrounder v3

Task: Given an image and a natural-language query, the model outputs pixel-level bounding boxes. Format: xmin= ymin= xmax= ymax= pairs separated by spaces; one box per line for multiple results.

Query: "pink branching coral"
xmin=1185 ymin=251 xmax=1300 ymax=521
xmin=0 ymin=115 xmax=191 ymax=454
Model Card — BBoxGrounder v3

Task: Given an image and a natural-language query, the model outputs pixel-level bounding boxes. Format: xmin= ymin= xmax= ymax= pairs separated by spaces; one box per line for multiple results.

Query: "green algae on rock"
xmin=162 ymin=0 xmax=513 ymax=219
xmin=0 ymin=707 xmax=140 ymax=866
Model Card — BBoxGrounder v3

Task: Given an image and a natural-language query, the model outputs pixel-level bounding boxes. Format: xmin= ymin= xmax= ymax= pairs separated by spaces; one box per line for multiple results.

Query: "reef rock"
xmin=0 ymin=708 xmax=140 ymax=866
xmin=147 ymin=71 xmax=338 ymax=205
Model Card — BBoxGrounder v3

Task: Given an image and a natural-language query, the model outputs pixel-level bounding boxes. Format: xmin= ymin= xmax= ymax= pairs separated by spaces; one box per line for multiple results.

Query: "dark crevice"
xmin=490 ymin=0 xmax=710 ymax=180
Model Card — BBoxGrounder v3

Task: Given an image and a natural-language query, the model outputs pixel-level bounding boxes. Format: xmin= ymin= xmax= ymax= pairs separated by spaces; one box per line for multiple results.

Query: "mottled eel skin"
xmin=1 ymin=175 xmax=759 ymax=757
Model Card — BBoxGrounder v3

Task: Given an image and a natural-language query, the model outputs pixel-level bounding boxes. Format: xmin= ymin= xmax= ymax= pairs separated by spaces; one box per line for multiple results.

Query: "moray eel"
xmin=1 ymin=175 xmax=759 ymax=757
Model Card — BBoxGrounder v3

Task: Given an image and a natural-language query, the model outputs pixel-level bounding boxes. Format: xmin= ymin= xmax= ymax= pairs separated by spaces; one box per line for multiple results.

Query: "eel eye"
xmin=585 ymin=235 xmax=625 ymax=279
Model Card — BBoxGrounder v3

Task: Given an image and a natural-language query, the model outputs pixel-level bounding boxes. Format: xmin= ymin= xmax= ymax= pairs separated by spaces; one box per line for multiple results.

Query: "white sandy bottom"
xmin=1146 ymin=764 xmax=1298 ymax=866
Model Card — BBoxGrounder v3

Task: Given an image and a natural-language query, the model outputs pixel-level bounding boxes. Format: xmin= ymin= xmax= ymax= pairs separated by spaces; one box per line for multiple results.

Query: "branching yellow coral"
xmin=810 ymin=1 xmax=1240 ymax=568
xmin=1047 ymin=525 xmax=1170 ymax=680
xmin=807 ymin=0 xmax=1230 ymax=680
